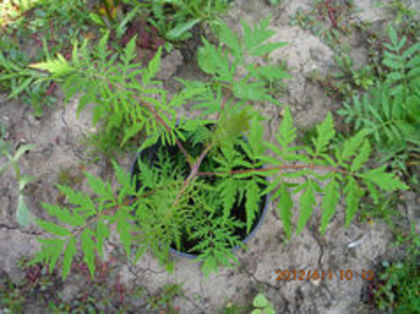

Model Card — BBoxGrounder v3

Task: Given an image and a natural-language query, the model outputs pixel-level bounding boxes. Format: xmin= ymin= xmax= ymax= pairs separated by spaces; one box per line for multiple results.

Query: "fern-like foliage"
xmin=243 ymin=107 xmax=408 ymax=237
xmin=30 ymin=17 xmax=409 ymax=280
xmin=338 ymin=25 xmax=420 ymax=165
xmin=29 ymin=34 xmax=204 ymax=151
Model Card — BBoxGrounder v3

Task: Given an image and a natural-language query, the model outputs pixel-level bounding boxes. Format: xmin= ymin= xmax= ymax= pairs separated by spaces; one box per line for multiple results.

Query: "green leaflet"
xmin=245 ymin=181 xmax=260 ymax=234
xmin=81 ymin=228 xmax=96 ymax=278
xmin=96 ymin=220 xmax=110 ymax=259
xmin=142 ymin=46 xmax=162 ymax=86
xmin=136 ymin=159 xmax=156 ymax=189
xmin=7 ymin=77 xmax=34 ymax=99
xmin=197 ymin=39 xmax=232 ymax=81
xmin=217 ymin=21 xmax=242 ymax=60
xmin=274 ymin=183 xmax=293 ymax=238
xmin=35 ymin=219 xmax=72 ymax=237
xmin=350 ymin=139 xmax=371 ymax=171
xmin=56 ymin=184 xmax=97 ymax=216
xmin=276 ymin=106 xmax=296 ymax=149
xmin=48 ymin=239 xmax=65 ymax=273
xmin=296 ymin=181 xmax=316 ymax=235
xmin=241 ymin=15 xmax=287 ymax=57
xmin=121 ymin=35 xmax=137 ymax=65
xmin=42 ymin=203 xmax=84 ymax=227
xmin=16 ymin=195 xmax=31 ymax=227
xmin=233 ymin=81 xmax=270 ymax=102
xmin=220 ymin=179 xmax=237 ymax=220
xmin=253 ymin=293 xmax=269 ymax=307
xmin=112 ymin=159 xmax=134 ymax=194
xmin=62 ymin=237 xmax=77 ymax=280
xmin=362 ymin=166 xmax=409 ymax=192
xmin=116 ymin=209 xmax=132 ymax=257
xmin=84 ymin=171 xmax=112 ymax=199
xmin=344 ymin=177 xmax=364 ymax=227
xmin=248 ymin=117 xmax=265 ymax=156
xmin=166 ymin=18 xmax=201 ymax=41
xmin=252 ymin=42 xmax=288 ymax=57
xmin=255 ymin=65 xmax=292 ymax=81
xmin=338 ymin=130 xmax=367 ymax=163
xmin=387 ymin=25 xmax=398 ymax=47
xmin=365 ymin=181 xmax=380 ymax=205
xmin=320 ymin=179 xmax=340 ymax=235
xmin=29 ymin=53 xmax=73 ymax=76
xmin=76 ymin=87 xmax=96 ymax=117
xmin=314 ymin=112 xmax=335 ymax=155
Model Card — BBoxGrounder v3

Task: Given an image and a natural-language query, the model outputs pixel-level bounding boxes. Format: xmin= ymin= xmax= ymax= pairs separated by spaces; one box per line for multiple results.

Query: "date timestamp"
xmin=275 ymin=269 xmax=375 ymax=281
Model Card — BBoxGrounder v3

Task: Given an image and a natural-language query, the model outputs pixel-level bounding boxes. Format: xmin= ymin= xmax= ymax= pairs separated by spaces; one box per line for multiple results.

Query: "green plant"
xmin=128 ymin=0 xmax=230 ymax=42
xmin=89 ymin=0 xmax=142 ymax=40
xmin=0 ymin=255 xmax=177 ymax=313
xmin=338 ymin=25 xmax=420 ymax=175
xmin=0 ymin=36 xmax=57 ymax=117
xmin=372 ymin=224 xmax=419 ymax=312
xmin=251 ymin=293 xmax=275 ymax=314
xmin=335 ymin=54 xmax=375 ymax=91
xmin=27 ymin=16 xmax=408 ymax=280
xmin=0 ymin=0 xmax=94 ymax=116
xmin=376 ymin=0 xmax=420 ymax=37
xmin=0 ymin=131 xmax=34 ymax=227
xmin=290 ymin=0 xmax=356 ymax=48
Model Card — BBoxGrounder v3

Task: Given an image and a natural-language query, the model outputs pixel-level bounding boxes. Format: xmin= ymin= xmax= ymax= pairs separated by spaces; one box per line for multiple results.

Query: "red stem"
xmin=46 ymin=82 xmax=56 ymax=95
xmin=197 ymin=164 xmax=349 ymax=176
xmin=138 ymin=98 xmax=191 ymax=164
xmin=32 ymin=33 xmax=43 ymax=46
xmin=325 ymin=0 xmax=338 ymax=28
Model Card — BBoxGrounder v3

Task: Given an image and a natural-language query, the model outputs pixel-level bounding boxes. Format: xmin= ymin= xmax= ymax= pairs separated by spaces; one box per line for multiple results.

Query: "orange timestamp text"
xmin=275 ymin=269 xmax=375 ymax=281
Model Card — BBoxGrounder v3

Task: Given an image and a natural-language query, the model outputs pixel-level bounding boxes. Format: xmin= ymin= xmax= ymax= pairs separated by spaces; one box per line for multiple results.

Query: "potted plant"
xmin=129 ymin=122 xmax=271 ymax=265
xmin=28 ymin=16 xmax=408 ymax=279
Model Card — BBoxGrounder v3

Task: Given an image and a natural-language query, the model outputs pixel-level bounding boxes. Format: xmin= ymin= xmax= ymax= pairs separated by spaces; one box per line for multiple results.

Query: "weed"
xmin=338 ymin=25 xmax=420 ymax=176
xmin=369 ymin=224 xmax=420 ymax=312
xmin=128 ymin=0 xmax=231 ymax=42
xmin=290 ymin=0 xmax=356 ymax=48
xmin=376 ymin=0 xmax=420 ymax=38
xmin=0 ymin=255 xmax=182 ymax=313
xmin=251 ymin=293 xmax=275 ymax=314
xmin=0 ymin=132 xmax=34 ymax=227
xmin=0 ymin=0 xmax=94 ymax=116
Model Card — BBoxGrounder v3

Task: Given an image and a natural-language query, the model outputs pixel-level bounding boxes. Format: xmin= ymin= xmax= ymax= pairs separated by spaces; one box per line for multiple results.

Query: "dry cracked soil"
xmin=1 ymin=0 xmax=419 ymax=313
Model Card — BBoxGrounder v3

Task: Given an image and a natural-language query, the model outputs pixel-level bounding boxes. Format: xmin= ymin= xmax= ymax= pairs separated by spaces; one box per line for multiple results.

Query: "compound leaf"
xmin=245 ymin=181 xmax=260 ymax=233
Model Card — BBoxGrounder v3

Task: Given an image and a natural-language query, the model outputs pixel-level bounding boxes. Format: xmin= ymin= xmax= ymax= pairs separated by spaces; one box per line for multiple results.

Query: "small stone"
xmin=27 ymin=115 xmax=40 ymax=126
xmin=157 ymin=50 xmax=183 ymax=80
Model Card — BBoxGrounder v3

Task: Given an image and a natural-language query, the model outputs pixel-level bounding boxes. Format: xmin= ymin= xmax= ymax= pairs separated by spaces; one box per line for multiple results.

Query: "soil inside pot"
xmin=131 ymin=131 xmax=267 ymax=256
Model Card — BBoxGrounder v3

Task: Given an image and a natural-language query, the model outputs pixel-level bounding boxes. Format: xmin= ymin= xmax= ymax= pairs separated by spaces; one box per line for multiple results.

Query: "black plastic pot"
xmin=129 ymin=135 xmax=270 ymax=260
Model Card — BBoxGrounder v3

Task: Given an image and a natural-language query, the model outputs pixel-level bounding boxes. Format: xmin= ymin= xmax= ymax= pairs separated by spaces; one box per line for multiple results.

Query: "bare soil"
xmin=1 ymin=0 xmax=418 ymax=313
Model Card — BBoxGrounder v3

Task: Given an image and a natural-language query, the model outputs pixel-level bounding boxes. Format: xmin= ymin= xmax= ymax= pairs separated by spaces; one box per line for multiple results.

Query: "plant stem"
xmin=93 ymin=74 xmax=193 ymax=166
xmin=197 ymin=163 xmax=350 ymax=176
xmin=171 ymin=143 xmax=214 ymax=208
xmin=134 ymin=94 xmax=192 ymax=165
